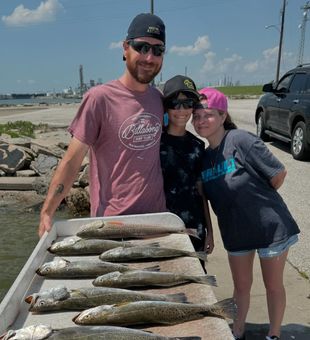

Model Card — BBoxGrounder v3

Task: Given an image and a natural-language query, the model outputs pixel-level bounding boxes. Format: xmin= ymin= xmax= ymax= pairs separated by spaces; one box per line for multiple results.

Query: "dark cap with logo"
xmin=126 ymin=13 xmax=165 ymax=44
xmin=163 ymin=75 xmax=199 ymax=100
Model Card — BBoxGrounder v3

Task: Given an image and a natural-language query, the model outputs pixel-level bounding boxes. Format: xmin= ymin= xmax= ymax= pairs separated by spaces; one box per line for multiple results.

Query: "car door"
xmin=276 ymin=72 xmax=308 ymax=135
xmin=267 ymin=73 xmax=293 ymax=132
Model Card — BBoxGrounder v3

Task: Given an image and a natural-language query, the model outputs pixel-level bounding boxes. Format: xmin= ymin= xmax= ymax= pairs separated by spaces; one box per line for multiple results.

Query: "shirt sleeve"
xmin=68 ymin=90 xmax=105 ymax=146
xmin=243 ymin=134 xmax=285 ymax=181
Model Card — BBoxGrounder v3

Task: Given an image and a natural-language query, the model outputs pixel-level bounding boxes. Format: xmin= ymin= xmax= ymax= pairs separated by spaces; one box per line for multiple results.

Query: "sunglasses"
xmin=166 ymin=98 xmax=196 ymax=110
xmin=127 ymin=40 xmax=165 ymax=57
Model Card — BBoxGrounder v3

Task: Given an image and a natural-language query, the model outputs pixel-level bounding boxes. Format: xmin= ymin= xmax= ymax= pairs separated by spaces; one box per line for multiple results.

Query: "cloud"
xmin=109 ymin=41 xmax=123 ymax=49
xmin=244 ymin=61 xmax=259 ymax=73
xmin=170 ymin=35 xmax=210 ymax=56
xmin=2 ymin=0 xmax=63 ymax=27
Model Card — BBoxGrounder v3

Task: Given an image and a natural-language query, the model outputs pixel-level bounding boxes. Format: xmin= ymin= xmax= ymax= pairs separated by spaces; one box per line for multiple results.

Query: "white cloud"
xmin=244 ymin=61 xmax=259 ymax=73
xmin=2 ymin=0 xmax=63 ymax=27
xmin=170 ymin=35 xmax=210 ymax=56
xmin=109 ymin=41 xmax=123 ymax=49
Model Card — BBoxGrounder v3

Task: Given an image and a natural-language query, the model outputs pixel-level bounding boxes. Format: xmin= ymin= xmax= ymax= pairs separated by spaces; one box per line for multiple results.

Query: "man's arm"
xmin=38 ymin=137 xmax=89 ymax=237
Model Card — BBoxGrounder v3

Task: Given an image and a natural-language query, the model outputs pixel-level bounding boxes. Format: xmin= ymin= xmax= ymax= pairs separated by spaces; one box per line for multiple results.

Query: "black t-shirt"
xmin=201 ymin=129 xmax=300 ymax=252
xmin=160 ymin=130 xmax=207 ymax=250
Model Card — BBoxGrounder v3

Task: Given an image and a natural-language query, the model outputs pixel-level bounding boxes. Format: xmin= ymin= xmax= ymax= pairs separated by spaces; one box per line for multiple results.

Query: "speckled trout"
xmin=77 ymin=220 xmax=198 ymax=239
xmin=99 ymin=245 xmax=208 ymax=262
xmin=48 ymin=237 xmax=136 ymax=256
xmin=0 ymin=324 xmax=202 ymax=340
xmin=93 ymin=270 xmax=217 ymax=288
xmin=36 ymin=257 xmax=159 ymax=278
xmin=73 ymin=299 xmax=237 ymax=326
xmin=25 ymin=285 xmax=187 ymax=312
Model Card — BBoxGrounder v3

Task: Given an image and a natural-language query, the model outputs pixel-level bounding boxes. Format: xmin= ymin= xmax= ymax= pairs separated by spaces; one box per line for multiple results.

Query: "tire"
xmin=291 ymin=121 xmax=310 ymax=160
xmin=256 ymin=112 xmax=270 ymax=142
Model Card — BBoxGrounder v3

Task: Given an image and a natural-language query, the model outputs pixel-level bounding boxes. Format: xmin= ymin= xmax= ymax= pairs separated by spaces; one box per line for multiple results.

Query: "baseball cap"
xmin=126 ymin=13 xmax=165 ymax=44
xmin=163 ymin=75 xmax=200 ymax=101
xmin=198 ymin=87 xmax=228 ymax=112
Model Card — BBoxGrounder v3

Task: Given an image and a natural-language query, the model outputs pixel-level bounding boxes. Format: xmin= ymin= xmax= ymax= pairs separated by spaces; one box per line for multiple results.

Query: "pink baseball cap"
xmin=198 ymin=87 xmax=228 ymax=112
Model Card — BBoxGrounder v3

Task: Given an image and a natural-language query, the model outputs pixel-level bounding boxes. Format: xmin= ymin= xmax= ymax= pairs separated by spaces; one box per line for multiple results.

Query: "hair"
xmin=196 ymin=93 xmax=237 ymax=130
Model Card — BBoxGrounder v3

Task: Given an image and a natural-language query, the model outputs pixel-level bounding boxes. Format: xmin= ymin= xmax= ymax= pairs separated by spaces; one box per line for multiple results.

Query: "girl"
xmin=192 ymin=87 xmax=300 ymax=340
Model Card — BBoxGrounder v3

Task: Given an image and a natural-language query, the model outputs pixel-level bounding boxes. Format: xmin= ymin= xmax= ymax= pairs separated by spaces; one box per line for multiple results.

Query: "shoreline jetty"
xmin=0 ymin=104 xmax=90 ymax=214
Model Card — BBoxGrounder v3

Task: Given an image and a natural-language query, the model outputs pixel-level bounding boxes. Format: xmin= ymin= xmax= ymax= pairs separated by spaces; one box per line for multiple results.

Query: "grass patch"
xmin=198 ymin=85 xmax=264 ymax=97
xmin=0 ymin=121 xmax=49 ymax=138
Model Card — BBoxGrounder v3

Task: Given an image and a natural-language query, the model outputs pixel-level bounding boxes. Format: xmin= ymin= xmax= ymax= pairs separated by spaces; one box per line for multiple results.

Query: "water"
xmin=0 ymin=207 xmax=72 ymax=303
xmin=0 ymin=97 xmax=81 ymax=106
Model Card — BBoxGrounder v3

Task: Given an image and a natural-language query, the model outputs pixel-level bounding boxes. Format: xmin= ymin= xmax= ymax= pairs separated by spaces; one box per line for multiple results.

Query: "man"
xmin=38 ymin=13 xmax=167 ymax=237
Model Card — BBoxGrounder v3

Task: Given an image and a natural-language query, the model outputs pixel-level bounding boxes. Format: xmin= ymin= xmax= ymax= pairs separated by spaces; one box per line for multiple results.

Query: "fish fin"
xmin=206 ymin=298 xmax=237 ymax=319
xmin=171 ymin=337 xmax=202 ymax=340
xmin=141 ymin=265 xmax=161 ymax=272
xmin=24 ymin=295 xmax=33 ymax=304
xmin=191 ymin=251 xmax=208 ymax=262
xmin=192 ymin=275 xmax=217 ymax=287
xmin=167 ymin=292 xmax=188 ymax=303
xmin=183 ymin=229 xmax=201 ymax=239
xmin=146 ymin=242 xmax=161 ymax=247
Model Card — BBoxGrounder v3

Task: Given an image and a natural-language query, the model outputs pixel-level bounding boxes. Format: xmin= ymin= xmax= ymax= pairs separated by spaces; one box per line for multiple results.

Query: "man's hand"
xmin=38 ymin=213 xmax=53 ymax=238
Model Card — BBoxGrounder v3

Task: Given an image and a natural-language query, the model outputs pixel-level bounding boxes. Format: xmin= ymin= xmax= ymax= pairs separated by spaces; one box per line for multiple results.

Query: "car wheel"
xmin=256 ymin=112 xmax=270 ymax=142
xmin=291 ymin=121 xmax=310 ymax=160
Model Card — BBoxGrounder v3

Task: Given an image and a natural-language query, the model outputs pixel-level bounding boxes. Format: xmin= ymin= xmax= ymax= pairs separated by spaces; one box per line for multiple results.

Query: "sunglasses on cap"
xmin=166 ymin=98 xmax=196 ymax=110
xmin=127 ymin=40 xmax=165 ymax=57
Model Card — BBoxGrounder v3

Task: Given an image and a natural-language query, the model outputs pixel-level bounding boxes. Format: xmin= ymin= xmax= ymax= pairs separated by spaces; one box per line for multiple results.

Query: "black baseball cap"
xmin=163 ymin=75 xmax=199 ymax=101
xmin=126 ymin=13 xmax=165 ymax=44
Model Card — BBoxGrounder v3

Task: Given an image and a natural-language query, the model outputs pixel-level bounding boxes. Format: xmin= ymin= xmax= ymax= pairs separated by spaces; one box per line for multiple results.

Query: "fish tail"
xmin=167 ymin=292 xmax=188 ymax=303
xmin=191 ymin=251 xmax=208 ymax=262
xmin=142 ymin=265 xmax=161 ymax=272
xmin=192 ymin=275 xmax=217 ymax=287
xmin=204 ymin=298 xmax=237 ymax=319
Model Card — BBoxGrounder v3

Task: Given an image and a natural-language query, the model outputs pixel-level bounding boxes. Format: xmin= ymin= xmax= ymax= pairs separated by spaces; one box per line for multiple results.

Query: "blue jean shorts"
xmin=228 ymin=234 xmax=299 ymax=258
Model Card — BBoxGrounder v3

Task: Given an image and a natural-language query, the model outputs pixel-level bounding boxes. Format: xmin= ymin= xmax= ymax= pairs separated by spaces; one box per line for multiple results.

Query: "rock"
xmin=30 ymin=154 xmax=58 ymax=175
xmin=16 ymin=169 xmax=37 ymax=177
xmin=78 ymin=164 xmax=89 ymax=187
xmin=66 ymin=187 xmax=90 ymax=216
xmin=0 ymin=143 xmax=29 ymax=174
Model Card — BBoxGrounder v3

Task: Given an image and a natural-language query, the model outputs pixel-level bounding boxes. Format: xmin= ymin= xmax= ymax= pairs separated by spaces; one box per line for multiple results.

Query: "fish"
xmin=99 ymin=244 xmax=208 ymax=262
xmin=0 ymin=325 xmax=201 ymax=340
xmin=73 ymin=298 xmax=237 ymax=326
xmin=76 ymin=220 xmax=198 ymax=239
xmin=92 ymin=270 xmax=217 ymax=288
xmin=25 ymin=285 xmax=187 ymax=312
xmin=48 ymin=236 xmax=136 ymax=256
xmin=0 ymin=324 xmax=52 ymax=340
xmin=36 ymin=257 xmax=159 ymax=279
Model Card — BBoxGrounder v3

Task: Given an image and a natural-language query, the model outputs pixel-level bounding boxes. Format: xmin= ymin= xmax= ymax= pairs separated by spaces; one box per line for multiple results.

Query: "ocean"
xmin=0 ymin=97 xmax=81 ymax=106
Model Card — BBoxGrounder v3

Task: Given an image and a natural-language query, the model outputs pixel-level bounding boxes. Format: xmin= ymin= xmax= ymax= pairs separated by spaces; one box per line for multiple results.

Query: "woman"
xmin=192 ymin=87 xmax=300 ymax=340
xmin=160 ymin=75 xmax=214 ymax=254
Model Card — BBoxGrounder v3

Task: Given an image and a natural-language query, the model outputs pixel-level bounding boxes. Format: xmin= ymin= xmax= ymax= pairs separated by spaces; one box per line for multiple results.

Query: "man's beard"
xmin=126 ymin=59 xmax=162 ymax=84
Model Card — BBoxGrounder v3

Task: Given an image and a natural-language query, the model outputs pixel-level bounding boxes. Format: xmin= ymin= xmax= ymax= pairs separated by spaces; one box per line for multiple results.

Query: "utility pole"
xmin=297 ymin=1 xmax=310 ymax=65
xmin=150 ymin=0 xmax=154 ymax=14
xmin=276 ymin=0 xmax=286 ymax=82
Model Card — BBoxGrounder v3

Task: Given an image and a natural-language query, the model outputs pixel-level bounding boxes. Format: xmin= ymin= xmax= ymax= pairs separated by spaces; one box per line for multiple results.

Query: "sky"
xmin=1 ymin=0 xmax=310 ymax=94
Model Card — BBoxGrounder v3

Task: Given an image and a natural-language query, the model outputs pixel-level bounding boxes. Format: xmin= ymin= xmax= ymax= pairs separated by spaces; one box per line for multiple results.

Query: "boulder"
xmin=0 ymin=143 xmax=29 ymax=174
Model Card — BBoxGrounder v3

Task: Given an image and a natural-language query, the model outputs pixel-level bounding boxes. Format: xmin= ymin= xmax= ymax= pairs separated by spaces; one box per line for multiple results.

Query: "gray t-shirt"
xmin=201 ymin=129 xmax=300 ymax=252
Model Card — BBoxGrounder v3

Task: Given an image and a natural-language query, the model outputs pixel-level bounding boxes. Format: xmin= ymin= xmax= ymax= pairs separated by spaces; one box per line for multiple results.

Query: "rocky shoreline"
xmin=0 ymin=125 xmax=90 ymax=216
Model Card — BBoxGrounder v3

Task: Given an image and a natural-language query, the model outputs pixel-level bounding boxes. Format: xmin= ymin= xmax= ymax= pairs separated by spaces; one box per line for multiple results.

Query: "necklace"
xmin=210 ymin=131 xmax=227 ymax=170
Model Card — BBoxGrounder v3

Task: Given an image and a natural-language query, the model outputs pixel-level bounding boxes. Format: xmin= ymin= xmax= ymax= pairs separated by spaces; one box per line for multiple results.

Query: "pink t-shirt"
xmin=68 ymin=80 xmax=167 ymax=216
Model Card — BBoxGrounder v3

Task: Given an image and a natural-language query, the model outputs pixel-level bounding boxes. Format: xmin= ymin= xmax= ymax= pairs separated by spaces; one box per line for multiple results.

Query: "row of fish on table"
xmin=1 ymin=220 xmax=236 ymax=339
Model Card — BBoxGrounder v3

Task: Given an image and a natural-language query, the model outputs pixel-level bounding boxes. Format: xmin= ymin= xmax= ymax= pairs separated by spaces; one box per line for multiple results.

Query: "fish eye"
xmin=39 ymin=300 xmax=46 ymax=306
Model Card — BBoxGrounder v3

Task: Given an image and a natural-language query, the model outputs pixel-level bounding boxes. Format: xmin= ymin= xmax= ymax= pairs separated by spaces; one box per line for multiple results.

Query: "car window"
xmin=304 ymin=75 xmax=310 ymax=94
xmin=289 ymin=73 xmax=307 ymax=94
xmin=276 ymin=74 xmax=294 ymax=92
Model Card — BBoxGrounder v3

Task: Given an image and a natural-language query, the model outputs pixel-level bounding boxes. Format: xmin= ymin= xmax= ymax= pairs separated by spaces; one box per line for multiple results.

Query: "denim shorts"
xmin=228 ymin=234 xmax=299 ymax=258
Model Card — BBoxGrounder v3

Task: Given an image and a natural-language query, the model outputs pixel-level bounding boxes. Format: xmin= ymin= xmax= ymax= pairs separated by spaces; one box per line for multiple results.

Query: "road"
xmin=1 ymin=99 xmax=309 ymax=279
